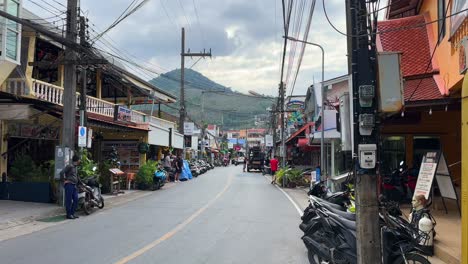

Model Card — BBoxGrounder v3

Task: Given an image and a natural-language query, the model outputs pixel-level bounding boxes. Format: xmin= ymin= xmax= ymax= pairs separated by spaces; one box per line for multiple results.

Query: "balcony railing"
xmin=7 ymin=78 xmax=148 ymax=123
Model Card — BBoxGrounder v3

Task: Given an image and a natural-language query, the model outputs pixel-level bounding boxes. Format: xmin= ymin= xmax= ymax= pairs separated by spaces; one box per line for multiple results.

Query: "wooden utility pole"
xmin=347 ymin=0 xmax=381 ymax=263
xmin=79 ymin=16 xmax=88 ymax=130
xmin=179 ymin=27 xmax=212 ymax=135
xmin=62 ymin=0 xmax=79 ymax=149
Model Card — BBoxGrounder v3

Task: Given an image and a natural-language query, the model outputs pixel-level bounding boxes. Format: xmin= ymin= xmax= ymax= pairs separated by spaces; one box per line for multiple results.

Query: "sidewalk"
xmin=262 ymin=174 xmax=449 ymax=264
xmin=0 ymin=184 xmax=175 ymax=242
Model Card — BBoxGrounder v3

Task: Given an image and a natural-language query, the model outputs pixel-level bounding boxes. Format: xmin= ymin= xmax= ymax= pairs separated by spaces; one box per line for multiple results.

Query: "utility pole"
xmin=348 ymin=0 xmax=381 ymax=263
xmin=179 ymin=27 xmax=212 ymax=135
xmin=279 ymin=82 xmax=286 ymax=187
xmin=62 ymin=0 xmax=79 ymax=149
xmin=79 ymin=16 xmax=88 ymax=133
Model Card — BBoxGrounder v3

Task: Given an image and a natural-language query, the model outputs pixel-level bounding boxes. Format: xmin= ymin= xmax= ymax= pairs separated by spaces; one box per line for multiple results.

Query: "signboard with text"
xmin=114 ymin=105 xmax=131 ymax=122
xmin=413 ymin=151 xmax=459 ymax=214
xmin=184 ymin=122 xmax=194 ymax=135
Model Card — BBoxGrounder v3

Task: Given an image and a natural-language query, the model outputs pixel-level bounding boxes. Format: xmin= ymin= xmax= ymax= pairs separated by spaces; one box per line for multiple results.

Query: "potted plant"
xmin=136 ymin=160 xmax=158 ymax=190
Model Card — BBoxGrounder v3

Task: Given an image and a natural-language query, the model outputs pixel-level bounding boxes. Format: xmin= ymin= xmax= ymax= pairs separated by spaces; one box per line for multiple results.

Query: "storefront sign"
xmin=78 ymin=126 xmax=87 ymax=147
xmin=184 ymin=122 xmax=194 ymax=135
xmin=114 ymin=105 xmax=131 ymax=122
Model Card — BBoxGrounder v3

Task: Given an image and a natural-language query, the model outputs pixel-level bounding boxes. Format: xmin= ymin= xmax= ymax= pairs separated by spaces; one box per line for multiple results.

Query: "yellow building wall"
xmin=419 ymin=0 xmax=465 ymax=93
xmin=462 ymin=73 xmax=468 ymax=264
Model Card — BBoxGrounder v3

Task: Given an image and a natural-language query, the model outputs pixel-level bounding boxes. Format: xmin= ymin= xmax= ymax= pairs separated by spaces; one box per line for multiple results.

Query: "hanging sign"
xmin=114 ymin=105 xmax=131 ymax=122
xmin=78 ymin=126 xmax=87 ymax=147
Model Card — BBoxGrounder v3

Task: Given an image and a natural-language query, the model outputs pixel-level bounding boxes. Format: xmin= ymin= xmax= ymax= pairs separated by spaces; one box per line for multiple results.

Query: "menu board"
xmin=413 ymin=162 xmax=437 ymax=199
xmin=413 ymin=151 xmax=459 ymax=204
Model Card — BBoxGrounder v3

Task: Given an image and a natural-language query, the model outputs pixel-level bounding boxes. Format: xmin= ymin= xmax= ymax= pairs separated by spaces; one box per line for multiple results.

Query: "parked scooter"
xmin=152 ymin=165 xmax=167 ymax=190
xmin=382 ymin=161 xmax=413 ymax=203
xmin=77 ymin=167 xmax=104 ymax=215
xmin=301 ymin=196 xmax=432 ymax=264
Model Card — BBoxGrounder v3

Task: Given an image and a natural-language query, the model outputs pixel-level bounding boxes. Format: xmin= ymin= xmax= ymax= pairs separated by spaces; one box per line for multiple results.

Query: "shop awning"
xmin=286 ymin=122 xmax=314 ymax=143
xmin=311 ymin=129 xmax=341 ymax=143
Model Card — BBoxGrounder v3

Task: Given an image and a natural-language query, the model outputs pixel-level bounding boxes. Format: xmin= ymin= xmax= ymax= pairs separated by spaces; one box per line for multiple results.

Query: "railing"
xmin=33 ymin=79 xmax=64 ymax=105
xmin=86 ymin=96 xmax=115 ymax=117
xmin=6 ymin=78 xmax=29 ymax=96
xmin=131 ymin=110 xmax=146 ymax=123
xmin=24 ymin=78 xmax=146 ymax=123
xmin=148 ymin=116 xmax=176 ymax=130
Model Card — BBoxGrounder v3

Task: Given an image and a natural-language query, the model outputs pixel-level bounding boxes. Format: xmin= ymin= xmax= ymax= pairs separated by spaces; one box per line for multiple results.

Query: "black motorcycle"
xmin=301 ymin=198 xmax=431 ymax=264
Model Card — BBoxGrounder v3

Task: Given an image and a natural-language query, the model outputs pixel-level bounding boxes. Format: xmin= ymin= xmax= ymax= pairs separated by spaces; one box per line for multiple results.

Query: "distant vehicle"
xmin=234 ymin=151 xmax=246 ymax=165
xmin=247 ymin=147 xmax=264 ymax=172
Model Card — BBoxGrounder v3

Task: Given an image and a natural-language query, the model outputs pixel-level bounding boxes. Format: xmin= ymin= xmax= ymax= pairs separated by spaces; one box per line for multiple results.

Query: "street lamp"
xmin=286 ymin=36 xmax=325 ymax=180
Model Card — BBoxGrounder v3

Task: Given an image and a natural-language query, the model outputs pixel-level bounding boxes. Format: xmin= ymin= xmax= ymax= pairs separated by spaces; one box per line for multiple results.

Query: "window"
xmin=4 ymin=0 xmax=20 ymax=61
xmin=381 ymin=136 xmax=406 ymax=175
xmin=438 ymin=0 xmax=446 ymax=43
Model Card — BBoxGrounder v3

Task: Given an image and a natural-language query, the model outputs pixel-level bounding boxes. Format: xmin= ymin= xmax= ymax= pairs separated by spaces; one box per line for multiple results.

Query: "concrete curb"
xmin=0 ymin=186 xmax=174 ymax=242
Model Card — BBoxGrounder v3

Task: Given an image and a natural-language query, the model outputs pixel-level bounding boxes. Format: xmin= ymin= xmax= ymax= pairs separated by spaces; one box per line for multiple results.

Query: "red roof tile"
xmin=378 ymin=15 xmax=445 ymax=102
xmin=378 ymin=15 xmax=433 ymax=77
xmin=404 ymin=77 xmax=444 ymax=101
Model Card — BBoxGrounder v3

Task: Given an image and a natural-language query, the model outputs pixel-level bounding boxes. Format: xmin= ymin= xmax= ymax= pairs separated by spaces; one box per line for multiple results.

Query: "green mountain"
xmin=136 ymin=69 xmax=274 ymax=129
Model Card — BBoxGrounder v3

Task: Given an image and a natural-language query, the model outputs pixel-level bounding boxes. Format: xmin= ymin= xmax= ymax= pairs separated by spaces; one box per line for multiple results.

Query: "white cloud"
xmin=22 ymin=0 xmax=353 ymax=97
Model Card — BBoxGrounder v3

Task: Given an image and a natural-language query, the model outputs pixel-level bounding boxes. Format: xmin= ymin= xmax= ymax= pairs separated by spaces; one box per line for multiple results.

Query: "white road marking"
xmin=263 ymin=175 xmax=304 ymax=217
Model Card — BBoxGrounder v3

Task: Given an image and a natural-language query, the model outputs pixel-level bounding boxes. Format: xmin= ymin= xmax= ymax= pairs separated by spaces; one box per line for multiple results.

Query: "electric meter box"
xmin=54 ymin=146 xmax=74 ymax=179
xmin=358 ymin=144 xmax=377 ymax=169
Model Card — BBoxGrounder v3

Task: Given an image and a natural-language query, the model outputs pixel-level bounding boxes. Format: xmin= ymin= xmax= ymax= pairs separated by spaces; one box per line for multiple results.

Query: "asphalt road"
xmin=0 ymin=166 xmax=308 ymax=264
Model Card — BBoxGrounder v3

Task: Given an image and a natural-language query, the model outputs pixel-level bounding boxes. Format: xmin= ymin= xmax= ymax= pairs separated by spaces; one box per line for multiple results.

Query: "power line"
xmin=177 ymin=0 xmax=192 ymax=30
xmin=192 ymin=0 xmax=206 ymax=46
xmin=289 ymin=0 xmax=316 ymax=96
xmin=160 ymin=0 xmax=180 ymax=30
xmin=92 ymin=0 xmax=149 ymax=42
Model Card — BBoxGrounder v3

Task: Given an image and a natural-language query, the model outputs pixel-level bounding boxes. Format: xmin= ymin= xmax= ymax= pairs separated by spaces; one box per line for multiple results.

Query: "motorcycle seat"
xmin=311 ymin=196 xmax=346 ymax=211
xmin=321 ymin=202 xmax=356 ymax=221
xmin=327 ymin=211 xmax=356 ymax=231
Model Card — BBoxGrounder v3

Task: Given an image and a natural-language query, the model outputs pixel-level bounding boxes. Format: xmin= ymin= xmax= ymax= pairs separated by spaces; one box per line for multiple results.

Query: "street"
xmin=0 ymin=166 xmax=308 ymax=264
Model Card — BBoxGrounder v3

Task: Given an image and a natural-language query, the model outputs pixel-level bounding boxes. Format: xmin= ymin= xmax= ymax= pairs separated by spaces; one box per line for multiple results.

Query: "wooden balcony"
xmin=5 ymin=78 xmax=148 ymax=124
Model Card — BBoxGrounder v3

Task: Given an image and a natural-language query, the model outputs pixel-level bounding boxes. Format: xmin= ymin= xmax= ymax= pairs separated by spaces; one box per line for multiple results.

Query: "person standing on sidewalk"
xmin=60 ymin=155 xmax=81 ymax=219
xmin=270 ymin=156 xmax=279 ymax=184
xmin=175 ymin=155 xmax=183 ymax=182
xmin=163 ymin=153 xmax=172 ymax=182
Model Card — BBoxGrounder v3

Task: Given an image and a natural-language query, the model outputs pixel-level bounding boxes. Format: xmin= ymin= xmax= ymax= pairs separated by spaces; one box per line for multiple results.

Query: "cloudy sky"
xmin=23 ymin=0 xmax=359 ymax=96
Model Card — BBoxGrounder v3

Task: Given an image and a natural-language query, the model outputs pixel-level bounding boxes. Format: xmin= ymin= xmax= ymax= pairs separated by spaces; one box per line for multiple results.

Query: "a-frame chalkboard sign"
xmin=413 ymin=151 xmax=460 ymax=215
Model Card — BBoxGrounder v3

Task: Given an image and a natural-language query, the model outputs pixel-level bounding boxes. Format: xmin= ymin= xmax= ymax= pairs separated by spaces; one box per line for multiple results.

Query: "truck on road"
xmin=247 ymin=147 xmax=265 ymax=172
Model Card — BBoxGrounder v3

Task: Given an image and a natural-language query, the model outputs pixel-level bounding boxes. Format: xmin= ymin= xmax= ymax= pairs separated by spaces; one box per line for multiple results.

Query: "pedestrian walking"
xmin=60 ymin=155 xmax=81 ymax=219
xmin=243 ymin=156 xmax=249 ymax=172
xmin=270 ymin=156 xmax=279 ymax=184
xmin=175 ymin=155 xmax=183 ymax=182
